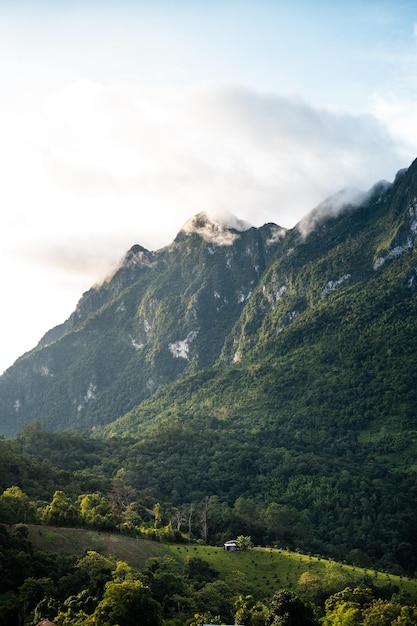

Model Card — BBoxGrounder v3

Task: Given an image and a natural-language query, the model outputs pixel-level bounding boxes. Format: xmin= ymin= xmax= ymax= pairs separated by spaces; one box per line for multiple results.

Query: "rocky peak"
xmin=178 ymin=211 xmax=252 ymax=246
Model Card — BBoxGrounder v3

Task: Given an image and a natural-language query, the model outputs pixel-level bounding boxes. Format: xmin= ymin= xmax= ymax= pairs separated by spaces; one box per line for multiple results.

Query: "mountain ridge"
xmin=1 ymin=159 xmax=416 ymax=441
xmin=0 ymin=209 xmax=285 ymax=436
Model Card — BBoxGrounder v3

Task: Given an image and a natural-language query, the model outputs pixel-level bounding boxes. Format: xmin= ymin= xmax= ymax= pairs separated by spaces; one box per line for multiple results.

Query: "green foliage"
xmin=237 ymin=535 xmax=254 ymax=550
xmin=75 ymin=551 xmax=115 ymax=595
xmin=41 ymin=490 xmax=80 ymax=527
xmin=324 ymin=587 xmax=375 ymax=613
xmin=184 ymin=556 xmax=219 ymax=587
xmin=187 ymin=611 xmax=223 ymax=625
xmin=322 ymin=602 xmax=362 ymax=625
xmin=321 ymin=586 xmax=417 ymax=625
xmin=234 ymin=594 xmax=269 ymax=626
xmin=3 ymin=417 xmax=417 ymax=575
xmin=87 ymin=579 xmax=162 ymax=626
xmin=0 ymin=219 xmax=278 ymax=436
xmin=362 ymin=598 xmax=402 ymax=625
xmin=1 ymin=515 xmax=417 ymax=626
xmin=0 ymin=485 xmax=32 ymax=523
xmin=266 ymin=589 xmax=318 ymax=625
xmin=78 ymin=492 xmax=118 ymax=530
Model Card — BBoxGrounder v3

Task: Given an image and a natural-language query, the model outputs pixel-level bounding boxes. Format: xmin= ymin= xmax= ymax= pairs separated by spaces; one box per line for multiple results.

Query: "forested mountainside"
xmin=2 ymin=159 xmax=417 ymax=575
xmin=1 ymin=160 xmax=417 ymax=439
xmin=0 ymin=214 xmax=282 ymax=437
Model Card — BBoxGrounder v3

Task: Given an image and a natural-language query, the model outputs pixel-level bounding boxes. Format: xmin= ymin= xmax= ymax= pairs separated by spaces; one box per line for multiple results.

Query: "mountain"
xmin=2 ymin=162 xmax=417 ymax=441
xmin=2 ymin=161 xmax=417 ymax=441
xmin=3 ymin=158 xmax=417 ymax=571
xmin=0 ymin=212 xmax=283 ymax=437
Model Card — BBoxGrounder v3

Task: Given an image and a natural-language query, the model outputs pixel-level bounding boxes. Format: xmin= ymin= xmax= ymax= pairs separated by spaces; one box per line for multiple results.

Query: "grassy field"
xmin=27 ymin=525 xmax=168 ymax=570
xmin=168 ymin=543 xmax=417 ymax=601
xmin=26 ymin=525 xmax=417 ymax=602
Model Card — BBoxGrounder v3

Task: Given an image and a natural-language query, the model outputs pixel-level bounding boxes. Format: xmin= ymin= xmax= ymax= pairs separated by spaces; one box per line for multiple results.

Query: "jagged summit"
xmin=295 ymin=165 xmax=410 ymax=239
xmin=121 ymin=244 xmax=155 ymax=270
xmin=178 ymin=211 xmax=253 ymax=245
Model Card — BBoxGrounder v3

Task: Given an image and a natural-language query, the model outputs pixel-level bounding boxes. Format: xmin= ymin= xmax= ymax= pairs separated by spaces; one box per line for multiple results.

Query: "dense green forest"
xmin=3 ymin=422 xmax=417 ymax=576
xmin=2 ymin=437 xmax=417 ymax=626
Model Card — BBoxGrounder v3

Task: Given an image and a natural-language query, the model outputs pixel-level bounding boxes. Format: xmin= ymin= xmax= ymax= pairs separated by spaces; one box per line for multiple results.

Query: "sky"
xmin=1 ymin=0 xmax=417 ymax=373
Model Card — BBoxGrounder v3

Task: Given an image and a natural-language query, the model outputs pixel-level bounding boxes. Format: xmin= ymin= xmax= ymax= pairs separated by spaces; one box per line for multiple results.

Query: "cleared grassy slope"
xmin=26 ymin=524 xmax=168 ymax=570
xmin=26 ymin=525 xmax=417 ymax=602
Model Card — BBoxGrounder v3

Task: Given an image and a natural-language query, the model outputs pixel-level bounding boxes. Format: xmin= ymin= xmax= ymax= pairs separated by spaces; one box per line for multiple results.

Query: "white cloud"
xmin=371 ymin=93 xmax=417 ymax=158
xmin=18 ymin=81 xmax=409 ymax=233
xmin=297 ymin=187 xmax=367 ymax=238
xmin=180 ymin=211 xmax=251 ymax=246
xmin=0 ymin=79 xmax=413 ymax=373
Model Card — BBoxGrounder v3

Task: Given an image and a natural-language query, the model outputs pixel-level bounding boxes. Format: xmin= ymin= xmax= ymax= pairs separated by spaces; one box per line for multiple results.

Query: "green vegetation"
xmin=20 ymin=524 xmax=417 ymax=605
xmin=26 ymin=526 xmax=168 ymax=569
xmin=2 ymin=518 xmax=417 ymax=625
xmin=1 ymin=409 xmax=417 ymax=577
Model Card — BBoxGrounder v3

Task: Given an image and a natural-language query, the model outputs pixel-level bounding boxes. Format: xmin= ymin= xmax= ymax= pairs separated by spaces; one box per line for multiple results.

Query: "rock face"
xmin=2 ymin=157 xmax=417 ymax=439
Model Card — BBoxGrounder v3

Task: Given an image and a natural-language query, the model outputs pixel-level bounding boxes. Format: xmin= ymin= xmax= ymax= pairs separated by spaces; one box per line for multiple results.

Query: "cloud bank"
xmin=4 ymin=81 xmax=407 ymax=265
xmin=0 ymin=79 xmax=413 ymax=373
xmin=39 ymin=81 xmax=406 ymax=212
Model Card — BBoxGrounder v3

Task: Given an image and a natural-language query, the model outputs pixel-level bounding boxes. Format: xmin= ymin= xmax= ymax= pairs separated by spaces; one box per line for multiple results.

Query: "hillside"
xmin=26 ymin=525 xmax=417 ymax=604
xmin=3 ymin=517 xmax=417 ymax=625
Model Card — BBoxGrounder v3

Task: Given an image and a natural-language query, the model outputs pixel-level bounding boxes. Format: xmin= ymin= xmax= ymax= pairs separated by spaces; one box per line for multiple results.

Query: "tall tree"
xmin=88 ymin=580 xmax=161 ymax=626
xmin=0 ymin=486 xmax=31 ymax=523
xmin=41 ymin=490 xmax=79 ymax=527
xmin=266 ymin=589 xmax=318 ymax=626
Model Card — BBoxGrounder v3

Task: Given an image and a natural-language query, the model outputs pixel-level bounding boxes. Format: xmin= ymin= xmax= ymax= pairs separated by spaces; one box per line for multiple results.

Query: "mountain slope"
xmin=104 ymin=159 xmax=417 ymax=444
xmin=0 ymin=213 xmax=282 ymax=437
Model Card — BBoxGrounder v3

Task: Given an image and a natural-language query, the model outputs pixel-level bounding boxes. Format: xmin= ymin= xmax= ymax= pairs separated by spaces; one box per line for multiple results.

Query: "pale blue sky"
xmin=1 ymin=0 xmax=417 ymax=372
xmin=1 ymin=1 xmax=415 ymax=106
